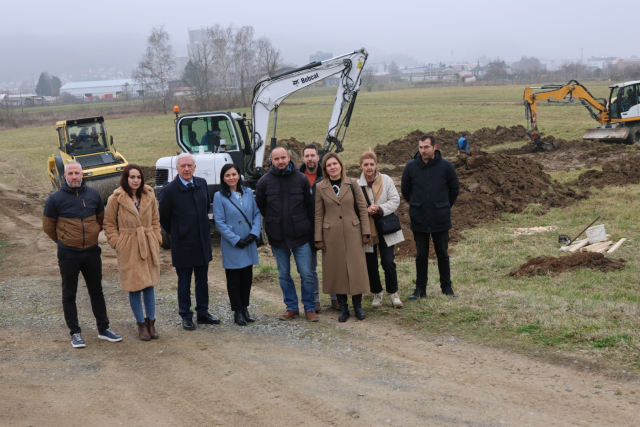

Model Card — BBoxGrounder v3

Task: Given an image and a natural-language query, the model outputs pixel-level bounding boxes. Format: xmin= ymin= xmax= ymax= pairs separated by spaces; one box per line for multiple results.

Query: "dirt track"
xmin=1 ymin=180 xmax=639 ymax=426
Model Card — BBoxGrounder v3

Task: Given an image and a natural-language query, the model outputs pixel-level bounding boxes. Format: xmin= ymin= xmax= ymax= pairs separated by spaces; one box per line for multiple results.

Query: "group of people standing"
xmin=42 ymin=133 xmax=460 ymax=348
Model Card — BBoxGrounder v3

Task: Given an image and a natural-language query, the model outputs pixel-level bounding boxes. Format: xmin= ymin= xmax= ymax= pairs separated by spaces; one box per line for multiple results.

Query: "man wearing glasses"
xmin=159 ymin=153 xmax=220 ymax=330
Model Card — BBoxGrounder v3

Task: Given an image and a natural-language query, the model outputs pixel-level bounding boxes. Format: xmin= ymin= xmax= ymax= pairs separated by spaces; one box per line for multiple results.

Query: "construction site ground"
xmin=1 ymin=126 xmax=640 ymax=426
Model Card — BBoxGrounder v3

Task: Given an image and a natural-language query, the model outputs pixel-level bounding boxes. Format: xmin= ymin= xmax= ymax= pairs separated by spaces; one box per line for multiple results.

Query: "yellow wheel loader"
xmin=523 ymin=79 xmax=640 ymax=150
xmin=47 ymin=116 xmax=128 ymax=203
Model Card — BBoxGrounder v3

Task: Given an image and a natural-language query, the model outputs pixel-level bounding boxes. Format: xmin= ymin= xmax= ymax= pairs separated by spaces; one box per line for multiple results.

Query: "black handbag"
xmin=361 ymin=186 xmax=402 ymax=235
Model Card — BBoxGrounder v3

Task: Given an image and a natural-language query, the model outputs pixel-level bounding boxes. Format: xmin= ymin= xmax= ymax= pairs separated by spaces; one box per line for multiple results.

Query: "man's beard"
xmin=66 ymin=180 xmax=81 ymax=188
xmin=305 ymin=162 xmax=317 ymax=172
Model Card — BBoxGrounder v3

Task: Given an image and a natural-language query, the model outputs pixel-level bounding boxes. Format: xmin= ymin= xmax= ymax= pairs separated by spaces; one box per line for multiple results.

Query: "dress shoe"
xmin=315 ymin=302 xmax=321 ymax=313
xmin=442 ymin=288 xmax=458 ymax=298
xmin=306 ymin=311 xmax=319 ymax=322
xmin=146 ymin=318 xmax=158 ymax=339
xmin=408 ymin=288 xmax=427 ymax=300
xmin=182 ymin=318 xmax=196 ymax=330
xmin=137 ymin=321 xmax=151 ymax=341
xmin=243 ymin=307 xmax=255 ymax=322
xmin=234 ymin=311 xmax=248 ymax=326
xmin=330 ymin=299 xmax=341 ymax=310
xmin=279 ymin=310 xmax=299 ymax=321
xmin=197 ymin=314 xmax=221 ymax=325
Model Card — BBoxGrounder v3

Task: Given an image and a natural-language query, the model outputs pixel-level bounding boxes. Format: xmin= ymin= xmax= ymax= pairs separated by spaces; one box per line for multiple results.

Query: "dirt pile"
xmin=262 ymin=137 xmax=321 ymax=165
xmin=451 ymin=151 xmax=587 ymax=230
xmin=509 ymin=252 xmax=626 ymax=278
xmin=575 ymin=153 xmax=640 ymax=189
xmin=374 ymin=125 xmax=530 ymax=165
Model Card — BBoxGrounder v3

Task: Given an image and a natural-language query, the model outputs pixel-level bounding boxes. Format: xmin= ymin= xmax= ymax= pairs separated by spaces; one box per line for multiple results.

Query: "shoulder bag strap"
xmin=361 ymin=185 xmax=372 ymax=206
xmin=348 ymin=180 xmax=360 ymax=221
xmin=226 ymin=194 xmax=251 ymax=224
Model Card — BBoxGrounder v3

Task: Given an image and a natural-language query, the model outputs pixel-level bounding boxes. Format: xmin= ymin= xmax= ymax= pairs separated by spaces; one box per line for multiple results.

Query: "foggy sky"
xmin=2 ymin=0 xmax=638 ymax=83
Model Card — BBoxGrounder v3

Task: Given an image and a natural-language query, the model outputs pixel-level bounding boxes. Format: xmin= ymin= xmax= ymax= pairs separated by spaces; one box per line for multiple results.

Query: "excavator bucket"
xmin=583 ymin=127 xmax=630 ymax=141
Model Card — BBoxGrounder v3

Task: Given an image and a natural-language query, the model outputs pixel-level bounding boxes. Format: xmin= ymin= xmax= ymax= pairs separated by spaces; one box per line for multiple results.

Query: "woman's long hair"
xmin=119 ymin=164 xmax=146 ymax=198
xmin=219 ymin=163 xmax=243 ymax=198
xmin=321 ymin=152 xmax=347 ymax=180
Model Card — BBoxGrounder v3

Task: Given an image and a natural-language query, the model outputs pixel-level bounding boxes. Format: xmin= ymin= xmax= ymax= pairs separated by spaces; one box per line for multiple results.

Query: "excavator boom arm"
xmin=248 ymin=48 xmax=368 ymax=174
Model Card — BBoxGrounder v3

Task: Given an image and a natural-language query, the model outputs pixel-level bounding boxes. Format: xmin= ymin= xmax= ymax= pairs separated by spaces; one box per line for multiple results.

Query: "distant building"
xmin=617 ymin=58 xmax=640 ymax=69
xmin=310 ymin=51 xmax=333 ymax=63
xmin=60 ymin=79 xmax=143 ymax=100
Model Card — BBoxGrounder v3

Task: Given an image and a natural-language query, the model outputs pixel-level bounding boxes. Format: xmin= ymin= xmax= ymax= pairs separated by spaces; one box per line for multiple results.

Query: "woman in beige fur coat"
xmin=104 ymin=165 xmax=162 ymax=341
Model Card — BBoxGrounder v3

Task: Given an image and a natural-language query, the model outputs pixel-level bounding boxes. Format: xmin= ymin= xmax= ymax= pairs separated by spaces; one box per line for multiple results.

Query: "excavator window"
xmin=179 ymin=116 xmax=239 ymax=153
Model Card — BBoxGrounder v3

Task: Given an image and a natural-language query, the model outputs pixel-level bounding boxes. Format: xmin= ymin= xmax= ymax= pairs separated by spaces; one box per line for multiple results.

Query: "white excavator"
xmin=154 ymin=48 xmax=368 ymax=247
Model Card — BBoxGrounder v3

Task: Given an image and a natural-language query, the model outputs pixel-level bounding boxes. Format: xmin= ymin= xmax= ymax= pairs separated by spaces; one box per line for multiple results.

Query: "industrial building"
xmin=59 ymin=79 xmax=143 ymax=100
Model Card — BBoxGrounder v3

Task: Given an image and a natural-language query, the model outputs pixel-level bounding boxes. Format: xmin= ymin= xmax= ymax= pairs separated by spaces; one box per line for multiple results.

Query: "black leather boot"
xmin=352 ymin=294 xmax=365 ymax=320
xmin=234 ymin=311 xmax=247 ymax=326
xmin=408 ymin=287 xmax=427 ymax=300
xmin=337 ymin=294 xmax=350 ymax=322
xmin=243 ymin=307 xmax=255 ymax=322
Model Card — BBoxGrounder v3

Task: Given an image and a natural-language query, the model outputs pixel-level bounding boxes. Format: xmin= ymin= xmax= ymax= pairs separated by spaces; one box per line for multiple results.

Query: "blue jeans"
xmin=272 ymin=244 xmax=315 ymax=313
xmin=311 ymin=246 xmax=320 ymax=303
xmin=129 ymin=286 xmax=156 ymax=323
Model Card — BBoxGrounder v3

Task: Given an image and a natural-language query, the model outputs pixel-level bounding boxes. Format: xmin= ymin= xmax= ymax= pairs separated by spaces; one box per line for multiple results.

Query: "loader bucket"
xmin=583 ymin=127 xmax=630 ymax=141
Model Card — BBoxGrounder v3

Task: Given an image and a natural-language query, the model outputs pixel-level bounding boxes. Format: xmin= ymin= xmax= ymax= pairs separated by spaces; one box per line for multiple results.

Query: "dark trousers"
xmin=365 ymin=238 xmax=398 ymax=294
xmin=414 ymin=230 xmax=452 ymax=291
xmin=176 ymin=264 xmax=210 ymax=320
xmin=58 ymin=246 xmax=110 ymax=335
xmin=225 ymin=265 xmax=253 ymax=311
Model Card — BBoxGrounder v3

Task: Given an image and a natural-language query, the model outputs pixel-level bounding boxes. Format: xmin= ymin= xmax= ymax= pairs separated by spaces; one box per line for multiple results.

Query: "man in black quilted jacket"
xmin=401 ymin=134 xmax=460 ymax=299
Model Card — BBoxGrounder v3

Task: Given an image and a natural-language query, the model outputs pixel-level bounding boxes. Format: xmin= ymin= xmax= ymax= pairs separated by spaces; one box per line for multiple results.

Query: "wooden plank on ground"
xmin=596 ymin=243 xmax=613 ymax=253
xmin=568 ymin=240 xmax=589 ymax=252
xmin=607 ymin=238 xmax=627 ymax=254
xmin=583 ymin=241 xmax=612 ymax=252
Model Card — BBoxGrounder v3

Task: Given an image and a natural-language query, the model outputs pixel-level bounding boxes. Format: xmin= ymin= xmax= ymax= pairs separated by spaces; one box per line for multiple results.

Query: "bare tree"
xmin=183 ymin=39 xmax=216 ymax=111
xmin=233 ymin=25 xmax=257 ymax=107
xmin=133 ymin=26 xmax=176 ymax=114
xmin=388 ymin=61 xmax=401 ymax=75
xmin=209 ymin=24 xmax=235 ymax=107
xmin=485 ymin=59 xmax=508 ymax=79
xmin=120 ymin=82 xmax=134 ymax=101
xmin=361 ymin=66 xmax=376 ymax=92
xmin=512 ymin=56 xmax=542 ymax=74
xmin=257 ymin=36 xmax=283 ymax=77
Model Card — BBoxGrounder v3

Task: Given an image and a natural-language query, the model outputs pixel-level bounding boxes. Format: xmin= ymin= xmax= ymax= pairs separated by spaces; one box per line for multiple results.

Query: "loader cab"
xmin=175 ymin=112 xmax=252 ymax=176
xmin=608 ymin=81 xmax=640 ymax=120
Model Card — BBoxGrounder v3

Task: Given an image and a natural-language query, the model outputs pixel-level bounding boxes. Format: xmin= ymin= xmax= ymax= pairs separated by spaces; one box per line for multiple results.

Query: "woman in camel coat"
xmin=104 ymin=165 xmax=162 ymax=341
xmin=314 ymin=153 xmax=371 ymax=322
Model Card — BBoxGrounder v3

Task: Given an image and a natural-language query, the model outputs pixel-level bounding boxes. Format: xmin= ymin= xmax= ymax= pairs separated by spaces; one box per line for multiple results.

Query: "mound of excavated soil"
xmin=451 ymin=151 xmax=588 ymax=230
xmin=509 ymin=252 xmax=626 ymax=278
xmin=262 ymin=137 xmax=321 ymax=165
xmin=374 ymin=125 xmax=530 ymax=166
xmin=575 ymin=153 xmax=640 ymax=189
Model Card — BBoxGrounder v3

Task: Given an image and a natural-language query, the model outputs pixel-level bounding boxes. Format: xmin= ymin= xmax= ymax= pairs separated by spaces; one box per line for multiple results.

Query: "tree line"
xmin=133 ymin=25 xmax=284 ymax=114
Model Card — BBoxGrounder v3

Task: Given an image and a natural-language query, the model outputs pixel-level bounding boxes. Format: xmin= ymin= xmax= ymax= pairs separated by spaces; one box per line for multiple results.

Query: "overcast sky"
xmin=1 ymin=0 xmax=638 ymax=83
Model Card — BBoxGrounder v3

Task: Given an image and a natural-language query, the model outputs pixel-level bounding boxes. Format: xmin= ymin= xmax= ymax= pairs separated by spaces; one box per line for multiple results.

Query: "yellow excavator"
xmin=523 ymin=79 xmax=640 ymax=150
xmin=47 ymin=116 xmax=128 ymax=203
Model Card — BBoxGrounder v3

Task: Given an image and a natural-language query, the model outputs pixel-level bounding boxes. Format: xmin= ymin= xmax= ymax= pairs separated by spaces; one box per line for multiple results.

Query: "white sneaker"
xmin=388 ymin=292 xmax=403 ymax=308
xmin=371 ymin=292 xmax=384 ymax=309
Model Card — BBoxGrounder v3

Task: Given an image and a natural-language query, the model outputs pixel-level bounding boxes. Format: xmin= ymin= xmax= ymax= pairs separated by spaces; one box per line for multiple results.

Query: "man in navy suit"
xmin=158 ymin=153 xmax=220 ymax=330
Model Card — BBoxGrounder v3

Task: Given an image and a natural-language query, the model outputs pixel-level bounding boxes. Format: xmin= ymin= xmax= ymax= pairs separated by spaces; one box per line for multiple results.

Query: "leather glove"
xmin=245 ymin=234 xmax=258 ymax=244
xmin=315 ymin=241 xmax=326 ymax=252
xmin=236 ymin=239 xmax=249 ymax=249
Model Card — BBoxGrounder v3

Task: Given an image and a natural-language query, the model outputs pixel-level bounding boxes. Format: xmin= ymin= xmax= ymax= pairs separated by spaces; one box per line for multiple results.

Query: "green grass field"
xmin=2 ymin=82 xmax=638 ymax=372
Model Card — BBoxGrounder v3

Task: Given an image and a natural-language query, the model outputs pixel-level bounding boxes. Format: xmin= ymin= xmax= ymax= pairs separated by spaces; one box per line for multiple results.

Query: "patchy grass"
xmin=385 ymin=183 xmax=640 ymax=372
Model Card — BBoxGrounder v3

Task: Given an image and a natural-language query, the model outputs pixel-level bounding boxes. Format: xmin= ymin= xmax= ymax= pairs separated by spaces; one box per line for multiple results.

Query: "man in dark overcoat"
xmin=159 ymin=153 xmax=220 ymax=330
xmin=401 ymin=134 xmax=460 ymax=299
